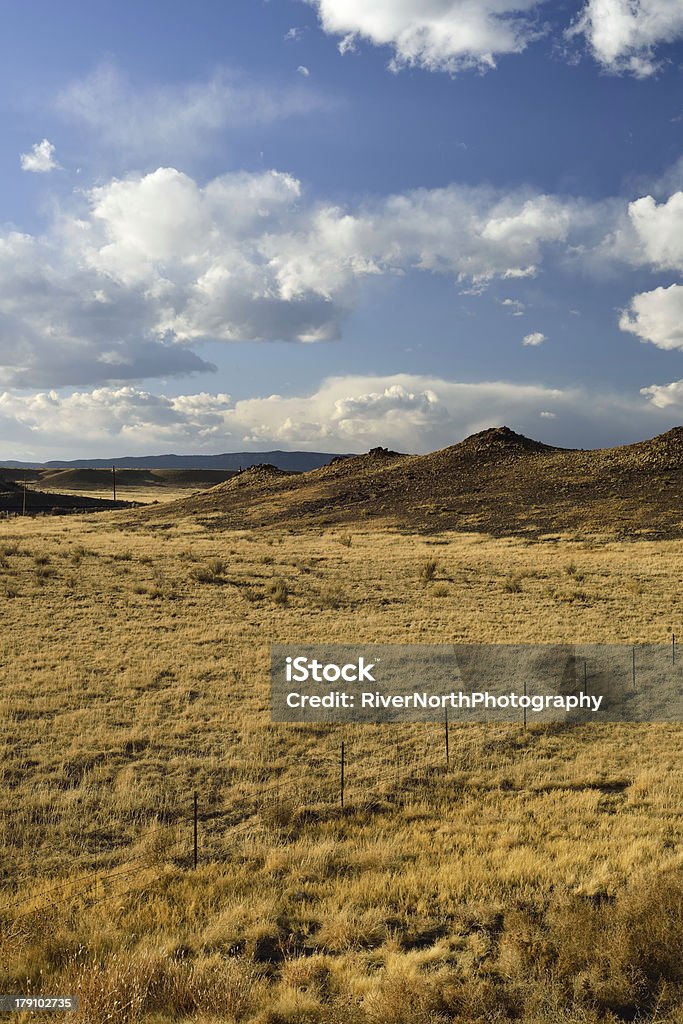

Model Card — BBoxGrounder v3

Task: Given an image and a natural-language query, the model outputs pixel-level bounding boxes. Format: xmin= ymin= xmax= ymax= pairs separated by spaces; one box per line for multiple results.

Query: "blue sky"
xmin=2 ymin=0 xmax=683 ymax=458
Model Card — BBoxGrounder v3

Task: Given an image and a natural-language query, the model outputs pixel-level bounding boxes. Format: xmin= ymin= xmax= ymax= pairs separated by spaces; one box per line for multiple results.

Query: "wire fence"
xmin=0 ymin=731 xmax=455 ymax=932
xmin=6 ymin=643 xmax=673 ymax=935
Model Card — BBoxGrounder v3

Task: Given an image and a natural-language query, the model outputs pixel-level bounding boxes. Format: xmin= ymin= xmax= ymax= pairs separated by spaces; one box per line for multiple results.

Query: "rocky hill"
xmin=144 ymin=426 xmax=683 ymax=539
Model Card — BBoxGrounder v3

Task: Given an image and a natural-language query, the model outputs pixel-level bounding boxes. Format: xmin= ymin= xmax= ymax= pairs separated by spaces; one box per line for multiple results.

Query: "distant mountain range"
xmin=0 ymin=450 xmax=351 ymax=472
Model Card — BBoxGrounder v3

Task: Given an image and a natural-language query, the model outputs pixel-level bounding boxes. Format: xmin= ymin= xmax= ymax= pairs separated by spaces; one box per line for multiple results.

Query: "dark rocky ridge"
xmin=143 ymin=426 xmax=683 ymax=539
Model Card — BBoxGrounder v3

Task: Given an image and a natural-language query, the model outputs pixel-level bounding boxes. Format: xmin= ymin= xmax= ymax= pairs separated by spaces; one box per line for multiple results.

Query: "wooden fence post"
xmin=193 ymin=791 xmax=198 ymax=869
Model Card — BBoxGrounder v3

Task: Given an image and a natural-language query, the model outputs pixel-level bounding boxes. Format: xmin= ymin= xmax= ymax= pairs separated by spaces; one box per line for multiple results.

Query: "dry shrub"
xmin=438 ymin=975 xmax=511 ymax=1021
xmin=267 ymin=579 xmax=289 ymax=605
xmin=279 ymin=954 xmax=334 ymax=999
xmin=261 ymin=795 xmax=298 ymax=829
xmin=550 ymin=874 xmax=683 ymax=1018
xmin=503 ymin=574 xmax=522 ymax=593
xmin=251 ymin=985 xmax=323 ymax=1024
xmin=319 ymin=585 xmax=345 ymax=610
xmin=418 ymin=559 xmax=438 ymax=583
xmin=316 ymin=908 xmax=389 ymax=953
xmin=60 ymin=950 xmax=264 ymax=1023
xmin=494 ymin=873 xmax=683 ymax=1020
xmin=361 ymin=962 xmax=445 ymax=1024
xmin=191 ymin=558 xmax=227 ymax=583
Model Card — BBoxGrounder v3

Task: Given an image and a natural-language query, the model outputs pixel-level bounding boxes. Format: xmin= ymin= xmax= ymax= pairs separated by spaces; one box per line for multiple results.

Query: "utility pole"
xmin=112 ymin=465 xmax=116 ymax=502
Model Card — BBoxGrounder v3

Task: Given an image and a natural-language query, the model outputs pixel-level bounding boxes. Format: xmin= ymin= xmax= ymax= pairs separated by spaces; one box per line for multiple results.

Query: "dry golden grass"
xmin=0 ymin=510 xmax=681 ymax=1022
xmin=36 ymin=484 xmax=192 ymax=505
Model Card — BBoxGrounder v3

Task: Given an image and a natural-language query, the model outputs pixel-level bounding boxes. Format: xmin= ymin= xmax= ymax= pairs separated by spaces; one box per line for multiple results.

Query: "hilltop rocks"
xmin=450 ymin=426 xmax=560 ymax=459
xmin=231 ymin=463 xmax=290 ymax=487
xmin=367 ymin=446 xmax=401 ymax=459
xmin=607 ymin=426 xmax=683 ymax=472
xmin=321 ymin=447 xmax=404 ymax=479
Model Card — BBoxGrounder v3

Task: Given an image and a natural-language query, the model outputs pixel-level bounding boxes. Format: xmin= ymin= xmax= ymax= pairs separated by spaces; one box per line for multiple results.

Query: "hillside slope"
xmin=144 ymin=426 xmax=683 ymax=538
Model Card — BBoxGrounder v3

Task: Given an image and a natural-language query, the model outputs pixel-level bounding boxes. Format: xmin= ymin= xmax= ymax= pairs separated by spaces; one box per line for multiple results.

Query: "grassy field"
xmin=34 ymin=484 xmax=192 ymax=505
xmin=0 ymin=509 xmax=681 ymax=1022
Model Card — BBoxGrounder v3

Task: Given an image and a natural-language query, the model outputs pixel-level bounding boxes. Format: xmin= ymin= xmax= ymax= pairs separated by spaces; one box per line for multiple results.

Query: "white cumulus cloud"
xmin=600 ymin=189 xmax=683 ymax=353
xmin=567 ymin=0 xmax=683 ymax=76
xmin=523 ymin=331 xmax=546 ymax=346
xmin=0 ymin=374 xmax=672 ymax=459
xmin=264 ymin=186 xmax=579 ymax=300
xmin=602 ymin=189 xmax=683 ymax=271
xmin=620 ymin=283 xmax=683 ymax=350
xmin=308 ymin=0 xmax=546 ymax=73
xmin=501 ymin=297 xmax=526 ymax=315
xmin=0 ymin=166 xmax=590 ymax=387
xmin=20 ymin=139 xmax=60 ymax=173
xmin=640 ymin=379 xmax=683 ymax=407
xmin=624 ymin=192 xmax=683 ymax=271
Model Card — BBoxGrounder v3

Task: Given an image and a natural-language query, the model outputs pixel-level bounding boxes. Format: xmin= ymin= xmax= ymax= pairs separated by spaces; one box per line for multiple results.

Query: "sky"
xmin=3 ymin=0 xmax=683 ymax=458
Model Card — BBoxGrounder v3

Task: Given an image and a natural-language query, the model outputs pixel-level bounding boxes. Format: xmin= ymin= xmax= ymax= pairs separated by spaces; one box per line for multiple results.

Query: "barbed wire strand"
xmin=3 ymin=746 xmax=451 ymax=921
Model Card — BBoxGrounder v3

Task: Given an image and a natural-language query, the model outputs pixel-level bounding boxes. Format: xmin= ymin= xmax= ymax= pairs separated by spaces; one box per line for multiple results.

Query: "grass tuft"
xmin=418 ymin=559 xmax=438 ymax=583
xmin=267 ymin=578 xmax=289 ymax=605
xmin=191 ymin=557 xmax=227 ymax=584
